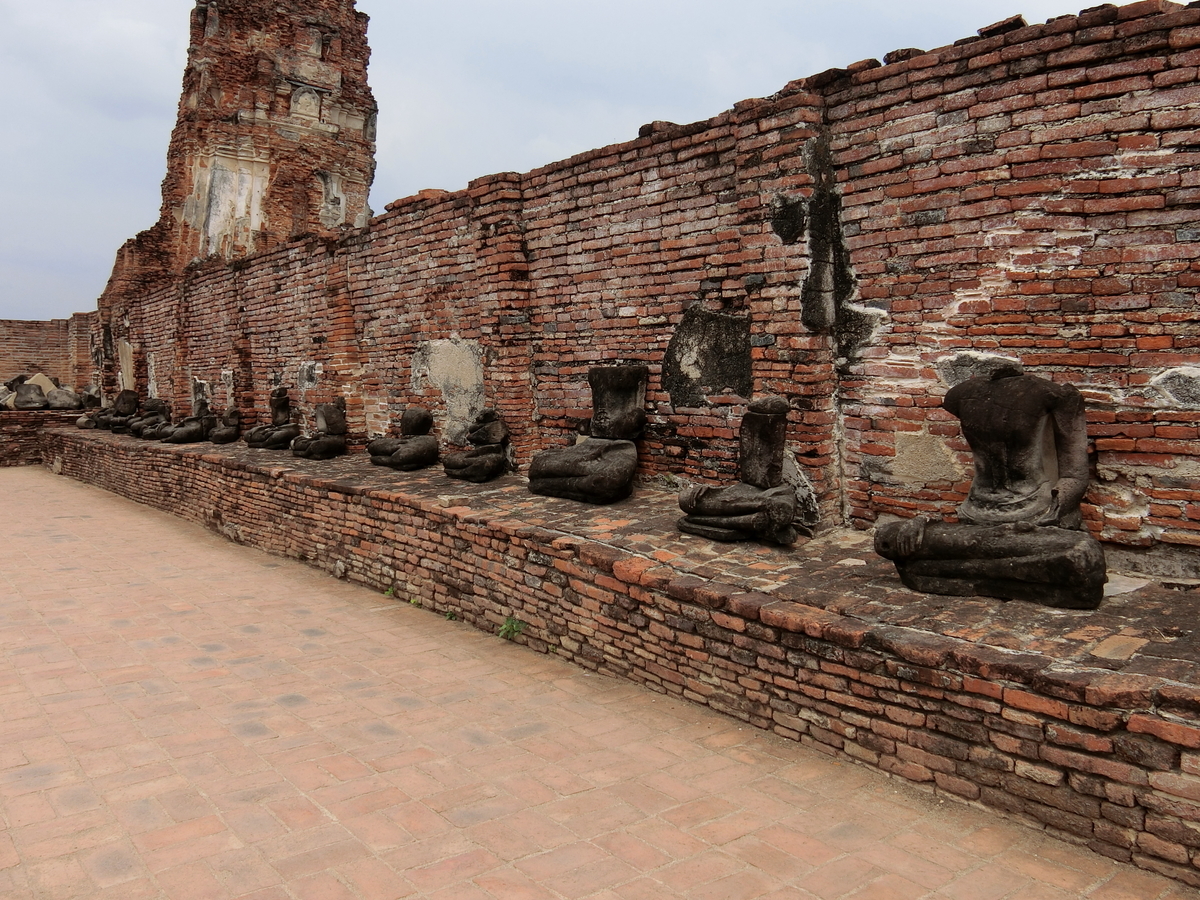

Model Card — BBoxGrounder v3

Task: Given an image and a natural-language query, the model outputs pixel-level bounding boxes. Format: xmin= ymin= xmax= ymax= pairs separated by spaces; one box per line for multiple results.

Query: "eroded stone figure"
xmin=129 ymin=399 xmax=171 ymax=437
xmin=678 ymin=396 xmax=800 ymax=545
xmin=13 ymin=382 xmax=49 ymax=410
xmin=293 ymin=398 xmax=349 ymax=460
xmin=46 ymin=388 xmax=83 ymax=410
xmin=367 ymin=407 xmax=438 ymax=470
xmin=88 ymin=389 xmax=141 ymax=431
xmin=244 ymin=387 xmax=302 ymax=450
xmin=874 ymin=365 xmax=1106 ymax=609
xmin=528 ymin=365 xmax=648 ymax=504
xmin=208 ymin=407 xmax=242 ymax=444
xmin=442 ymin=409 xmax=509 ymax=483
xmin=162 ymin=397 xmax=217 ymax=444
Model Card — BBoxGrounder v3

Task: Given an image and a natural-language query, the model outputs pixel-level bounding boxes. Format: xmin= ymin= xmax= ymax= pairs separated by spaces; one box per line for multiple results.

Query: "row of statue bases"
xmin=61 ymin=363 xmax=1104 ymax=611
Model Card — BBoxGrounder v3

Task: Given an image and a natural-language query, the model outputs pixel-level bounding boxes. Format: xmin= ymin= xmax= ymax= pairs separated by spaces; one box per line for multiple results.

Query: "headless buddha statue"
xmin=678 ymin=396 xmax=800 ymax=546
xmin=292 ymin=399 xmax=349 ymax=460
xmin=874 ymin=365 xmax=1106 ymax=609
xmin=528 ymin=366 xmax=648 ymax=504
xmin=367 ymin=407 xmax=439 ymax=470
xmin=443 ymin=409 xmax=509 ymax=483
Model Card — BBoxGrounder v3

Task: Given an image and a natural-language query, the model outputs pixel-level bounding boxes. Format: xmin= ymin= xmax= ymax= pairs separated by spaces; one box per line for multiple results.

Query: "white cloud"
xmin=0 ymin=0 xmax=1095 ymax=320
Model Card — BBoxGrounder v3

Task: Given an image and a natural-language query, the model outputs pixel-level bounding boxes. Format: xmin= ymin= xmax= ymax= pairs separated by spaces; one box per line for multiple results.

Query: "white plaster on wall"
xmin=146 ymin=352 xmax=159 ymax=399
xmin=411 ymin=339 xmax=485 ymax=444
xmin=891 ymin=431 xmax=965 ymax=485
xmin=181 ymin=148 xmax=270 ymax=259
xmin=117 ymin=340 xmax=135 ymax=392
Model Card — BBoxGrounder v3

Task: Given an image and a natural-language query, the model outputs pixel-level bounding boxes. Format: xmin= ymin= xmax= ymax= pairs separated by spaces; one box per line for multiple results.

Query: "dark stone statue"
xmin=367 ymin=407 xmax=439 ymax=470
xmin=162 ymin=398 xmax=217 ymax=444
xmin=93 ymin=389 xmax=141 ymax=432
xmin=142 ymin=421 xmax=173 ymax=440
xmin=113 ymin=389 xmax=140 ymax=418
xmin=678 ymin=396 xmax=800 ymax=545
xmin=244 ymin=387 xmax=302 ymax=450
xmin=46 ymin=389 xmax=82 ymax=410
xmin=874 ymin=365 xmax=1106 ymax=609
xmin=528 ymin=365 xmax=648 ymax=504
xmin=443 ymin=409 xmax=510 ymax=483
xmin=129 ymin=399 xmax=171 ymax=437
xmin=209 ymin=407 xmax=242 ymax=444
xmin=13 ymin=383 xmax=49 ymax=409
xmin=293 ymin=399 xmax=349 ymax=460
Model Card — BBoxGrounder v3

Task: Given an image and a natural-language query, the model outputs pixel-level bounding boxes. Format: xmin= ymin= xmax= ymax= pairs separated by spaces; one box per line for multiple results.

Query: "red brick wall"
xmin=0 ymin=412 xmax=82 ymax=466
xmin=829 ymin=1 xmax=1200 ymax=561
xmin=0 ymin=319 xmax=69 ymax=384
xmin=66 ymin=312 xmax=98 ymax=392
xmin=69 ymin=2 xmax=1200 ymax=561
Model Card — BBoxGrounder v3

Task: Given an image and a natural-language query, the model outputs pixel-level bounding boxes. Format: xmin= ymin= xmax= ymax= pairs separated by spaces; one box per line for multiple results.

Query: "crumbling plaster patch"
xmin=891 ymin=432 xmax=965 ymax=486
xmin=181 ymin=150 xmax=270 ymax=259
xmin=117 ymin=340 xmax=135 ymax=393
xmin=412 ymin=339 xmax=485 ymax=444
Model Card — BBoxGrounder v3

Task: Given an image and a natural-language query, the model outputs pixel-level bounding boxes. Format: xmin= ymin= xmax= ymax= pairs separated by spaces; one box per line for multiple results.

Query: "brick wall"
xmin=0 ymin=412 xmax=83 ymax=466
xmin=36 ymin=428 xmax=1200 ymax=889
xmin=0 ymin=3 xmax=1188 ymax=565
xmin=80 ymin=3 xmax=1199 ymax=564
xmin=827 ymin=1 xmax=1200 ymax=564
xmin=0 ymin=319 xmax=69 ymax=384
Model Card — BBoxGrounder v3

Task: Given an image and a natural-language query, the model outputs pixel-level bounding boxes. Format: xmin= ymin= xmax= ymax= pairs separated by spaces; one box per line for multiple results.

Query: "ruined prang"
xmin=96 ymin=0 xmax=377 ymax=394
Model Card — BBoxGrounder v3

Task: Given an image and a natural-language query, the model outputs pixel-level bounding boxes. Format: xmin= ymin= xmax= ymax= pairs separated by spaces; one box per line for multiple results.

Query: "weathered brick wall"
xmin=0 ymin=319 xmax=69 ymax=383
xmin=85 ymin=3 xmax=1200 ymax=562
xmin=0 ymin=412 xmax=82 ymax=466
xmin=829 ymin=1 xmax=1200 ymax=566
xmin=37 ymin=428 xmax=1200 ymax=889
xmin=66 ymin=312 xmax=98 ymax=392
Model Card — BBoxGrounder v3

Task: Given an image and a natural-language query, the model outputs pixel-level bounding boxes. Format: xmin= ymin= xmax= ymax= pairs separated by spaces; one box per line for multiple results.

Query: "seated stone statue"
xmin=244 ymin=387 xmax=302 ymax=450
xmin=443 ymin=409 xmax=509 ymax=483
xmin=678 ymin=396 xmax=799 ymax=545
xmin=528 ymin=365 xmax=648 ymax=504
xmin=874 ymin=364 xmax=1106 ymax=609
xmin=13 ymin=382 xmax=49 ymax=410
xmin=95 ymin=390 xmax=141 ymax=432
xmin=46 ymin=388 xmax=82 ymax=410
xmin=129 ymin=399 xmax=171 ymax=437
xmin=162 ymin=398 xmax=218 ymax=444
xmin=293 ymin=399 xmax=349 ymax=460
xmin=142 ymin=419 xmax=174 ymax=440
xmin=367 ymin=407 xmax=439 ymax=470
xmin=208 ymin=407 xmax=242 ymax=444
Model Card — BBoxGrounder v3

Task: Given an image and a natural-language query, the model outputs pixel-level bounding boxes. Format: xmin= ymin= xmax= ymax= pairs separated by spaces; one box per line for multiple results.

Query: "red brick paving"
xmin=0 ymin=466 xmax=1196 ymax=899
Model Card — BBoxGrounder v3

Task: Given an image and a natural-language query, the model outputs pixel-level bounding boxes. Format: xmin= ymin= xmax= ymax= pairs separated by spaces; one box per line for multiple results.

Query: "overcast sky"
xmin=1 ymin=0 xmax=1095 ymax=321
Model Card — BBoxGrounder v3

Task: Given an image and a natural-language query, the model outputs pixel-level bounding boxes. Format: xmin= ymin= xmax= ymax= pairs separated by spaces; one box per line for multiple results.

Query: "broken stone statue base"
xmin=443 ymin=446 xmax=507 ymax=483
xmin=528 ymin=439 xmax=638 ymax=505
xmin=874 ymin=519 xmax=1106 ymax=610
xmin=678 ymin=483 xmax=799 ymax=546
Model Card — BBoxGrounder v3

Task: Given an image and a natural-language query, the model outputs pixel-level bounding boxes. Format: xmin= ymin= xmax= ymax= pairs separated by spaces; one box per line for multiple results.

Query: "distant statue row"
xmin=76 ymin=365 xmax=806 ymax=540
xmin=2 ymin=374 xmax=96 ymax=411
xmin=72 ymin=362 xmax=1107 ymax=609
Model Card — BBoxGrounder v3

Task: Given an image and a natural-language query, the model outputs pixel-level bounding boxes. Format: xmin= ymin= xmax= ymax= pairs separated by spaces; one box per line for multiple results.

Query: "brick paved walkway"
xmin=0 ymin=467 xmax=1194 ymax=900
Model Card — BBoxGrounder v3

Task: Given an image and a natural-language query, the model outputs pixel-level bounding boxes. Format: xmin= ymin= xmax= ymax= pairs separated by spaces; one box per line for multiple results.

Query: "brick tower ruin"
xmin=166 ymin=0 xmax=377 ymax=262
xmin=96 ymin=0 xmax=377 ymax=390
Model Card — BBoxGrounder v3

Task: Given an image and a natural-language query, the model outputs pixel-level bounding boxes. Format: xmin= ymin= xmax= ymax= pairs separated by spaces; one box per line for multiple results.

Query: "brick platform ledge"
xmin=0 ymin=410 xmax=83 ymax=466
xmin=35 ymin=428 xmax=1200 ymax=889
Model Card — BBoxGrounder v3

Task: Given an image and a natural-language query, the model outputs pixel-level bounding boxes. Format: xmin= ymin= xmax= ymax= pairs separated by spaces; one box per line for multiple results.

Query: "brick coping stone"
xmin=31 ymin=426 xmax=1200 ymax=887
